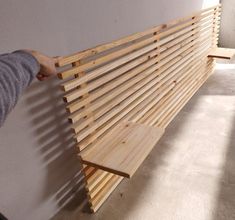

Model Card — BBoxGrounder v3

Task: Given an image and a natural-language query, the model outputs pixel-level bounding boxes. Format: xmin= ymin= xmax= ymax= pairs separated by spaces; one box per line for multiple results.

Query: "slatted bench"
xmin=56 ymin=4 xmax=235 ymax=212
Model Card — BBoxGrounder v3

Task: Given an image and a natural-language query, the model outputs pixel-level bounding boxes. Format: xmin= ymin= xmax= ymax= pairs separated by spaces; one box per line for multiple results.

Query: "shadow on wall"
xmin=25 ymin=77 xmax=88 ymax=212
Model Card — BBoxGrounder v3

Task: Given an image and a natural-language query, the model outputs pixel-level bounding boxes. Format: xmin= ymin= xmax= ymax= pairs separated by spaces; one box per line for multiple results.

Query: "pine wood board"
xmin=208 ymin=47 xmax=235 ymax=59
xmin=80 ymin=121 xmax=164 ymax=178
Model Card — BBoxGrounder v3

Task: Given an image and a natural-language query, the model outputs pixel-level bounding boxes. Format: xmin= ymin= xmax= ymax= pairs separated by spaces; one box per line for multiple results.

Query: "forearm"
xmin=0 ymin=51 xmax=40 ymax=126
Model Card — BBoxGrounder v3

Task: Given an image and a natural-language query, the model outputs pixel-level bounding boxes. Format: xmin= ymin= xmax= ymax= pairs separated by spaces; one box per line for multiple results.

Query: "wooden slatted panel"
xmin=57 ymin=4 xmax=221 ymax=213
xmin=74 ymin=32 xmax=215 ymax=145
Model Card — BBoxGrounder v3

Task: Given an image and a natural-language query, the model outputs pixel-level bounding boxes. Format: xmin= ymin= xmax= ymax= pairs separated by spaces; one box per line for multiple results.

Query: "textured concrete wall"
xmin=219 ymin=0 xmax=235 ymax=48
xmin=0 ymin=0 xmax=218 ymax=219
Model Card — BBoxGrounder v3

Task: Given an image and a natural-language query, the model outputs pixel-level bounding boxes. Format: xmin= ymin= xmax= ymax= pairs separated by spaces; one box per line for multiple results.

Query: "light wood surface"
xmin=208 ymin=47 xmax=235 ymax=59
xmin=57 ymin=4 xmax=221 ymax=212
xmin=80 ymin=121 xmax=164 ymax=178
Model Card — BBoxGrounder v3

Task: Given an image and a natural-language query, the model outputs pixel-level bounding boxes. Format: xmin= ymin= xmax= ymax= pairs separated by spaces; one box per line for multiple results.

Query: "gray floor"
xmin=52 ymin=62 xmax=235 ymax=220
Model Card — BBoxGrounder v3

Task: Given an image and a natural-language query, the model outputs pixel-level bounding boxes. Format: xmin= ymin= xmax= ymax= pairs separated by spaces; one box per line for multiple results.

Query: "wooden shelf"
xmin=80 ymin=121 xmax=164 ymax=178
xmin=208 ymin=47 xmax=235 ymax=59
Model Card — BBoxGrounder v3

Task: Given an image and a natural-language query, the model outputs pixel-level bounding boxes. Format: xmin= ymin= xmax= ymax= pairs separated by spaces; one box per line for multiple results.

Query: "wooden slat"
xmin=89 ymin=173 xmax=114 ymax=198
xmin=90 ymin=175 xmax=123 ymax=212
xmin=86 ymin=170 xmax=108 ymax=190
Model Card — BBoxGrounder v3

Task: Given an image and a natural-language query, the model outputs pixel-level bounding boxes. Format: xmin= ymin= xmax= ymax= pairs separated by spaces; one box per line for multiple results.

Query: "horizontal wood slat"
xmin=57 ymin=4 xmax=221 ymax=213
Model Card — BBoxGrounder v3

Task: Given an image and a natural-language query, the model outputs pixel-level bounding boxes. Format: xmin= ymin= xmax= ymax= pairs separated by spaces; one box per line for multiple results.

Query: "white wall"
xmin=0 ymin=0 xmax=218 ymax=219
xmin=219 ymin=0 xmax=235 ymax=48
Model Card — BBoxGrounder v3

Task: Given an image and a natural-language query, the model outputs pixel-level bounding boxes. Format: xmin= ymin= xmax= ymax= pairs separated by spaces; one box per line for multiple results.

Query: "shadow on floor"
xmin=210 ymin=68 xmax=235 ymax=220
xmin=212 ymin=103 xmax=235 ymax=220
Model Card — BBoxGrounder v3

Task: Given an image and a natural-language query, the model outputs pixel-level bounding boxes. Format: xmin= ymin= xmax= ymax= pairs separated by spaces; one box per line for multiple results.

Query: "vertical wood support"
xmin=212 ymin=5 xmax=221 ymax=47
xmin=154 ymin=31 xmax=161 ymax=79
xmin=191 ymin=16 xmax=197 ymax=49
xmin=73 ymin=61 xmax=94 ymax=126
xmin=72 ymin=61 xmax=97 ymax=210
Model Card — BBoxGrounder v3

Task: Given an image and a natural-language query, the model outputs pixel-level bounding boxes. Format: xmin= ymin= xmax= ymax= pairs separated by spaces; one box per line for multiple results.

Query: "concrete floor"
xmin=52 ymin=62 xmax=235 ymax=220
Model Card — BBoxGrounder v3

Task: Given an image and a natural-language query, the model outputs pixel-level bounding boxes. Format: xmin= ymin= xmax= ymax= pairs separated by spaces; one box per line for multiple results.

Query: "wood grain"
xmin=80 ymin=121 xmax=164 ymax=178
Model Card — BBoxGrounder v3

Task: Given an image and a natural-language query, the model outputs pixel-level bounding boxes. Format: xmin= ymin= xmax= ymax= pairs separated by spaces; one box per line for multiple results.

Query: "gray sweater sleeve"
xmin=0 ymin=51 xmax=40 ymax=126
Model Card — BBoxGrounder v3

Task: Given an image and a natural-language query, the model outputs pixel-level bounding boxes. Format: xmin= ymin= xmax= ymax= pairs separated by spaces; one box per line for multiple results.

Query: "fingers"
xmin=36 ymin=75 xmax=46 ymax=81
xmin=25 ymin=50 xmax=60 ymax=81
xmin=36 ymin=72 xmax=50 ymax=81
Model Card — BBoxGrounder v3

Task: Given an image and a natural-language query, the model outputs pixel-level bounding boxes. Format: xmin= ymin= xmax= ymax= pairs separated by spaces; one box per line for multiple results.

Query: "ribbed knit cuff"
xmin=13 ymin=50 xmax=40 ymax=77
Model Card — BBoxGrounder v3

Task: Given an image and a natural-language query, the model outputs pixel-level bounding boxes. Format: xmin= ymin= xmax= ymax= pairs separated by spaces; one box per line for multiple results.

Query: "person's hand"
xmin=25 ymin=50 xmax=59 ymax=81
